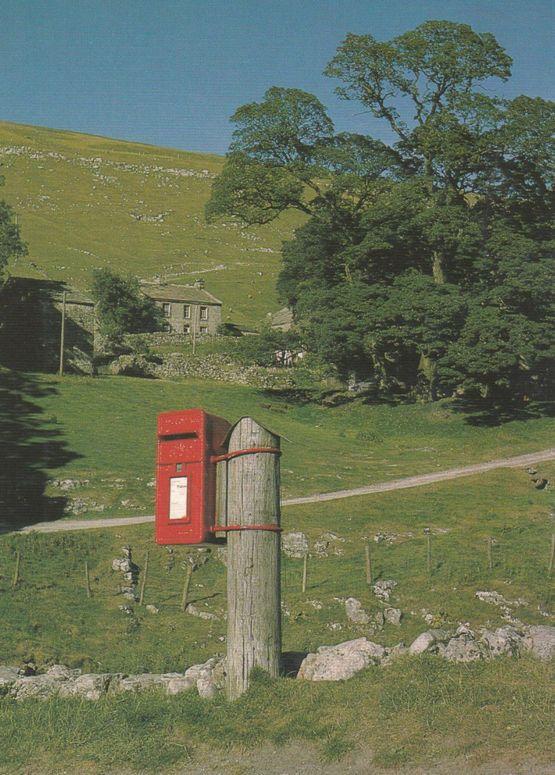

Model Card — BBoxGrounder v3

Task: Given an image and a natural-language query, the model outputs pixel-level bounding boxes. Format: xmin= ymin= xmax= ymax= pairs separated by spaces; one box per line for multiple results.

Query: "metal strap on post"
xmin=211 ymin=446 xmax=281 ymax=464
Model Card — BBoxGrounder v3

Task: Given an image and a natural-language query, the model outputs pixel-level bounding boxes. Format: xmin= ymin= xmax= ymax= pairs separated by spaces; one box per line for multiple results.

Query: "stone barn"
xmin=0 ymin=277 xmax=96 ymax=373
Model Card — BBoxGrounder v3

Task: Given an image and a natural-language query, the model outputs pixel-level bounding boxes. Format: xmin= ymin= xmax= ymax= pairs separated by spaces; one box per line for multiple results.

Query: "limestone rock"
xmin=297 ymin=638 xmax=385 ymax=681
xmin=437 ymin=633 xmax=485 ymax=663
xmin=384 ymin=607 xmax=402 ymax=626
xmin=166 ymin=675 xmax=196 ymax=695
xmin=409 ymin=629 xmax=451 ymax=655
xmin=0 ymin=666 xmax=22 ymax=697
xmin=281 ymin=531 xmax=309 ymax=559
xmin=312 ymin=531 xmax=345 ymax=557
xmin=46 ymin=664 xmax=81 ymax=680
xmin=117 ymin=673 xmax=180 ymax=693
xmin=372 ymin=579 xmax=397 ymax=602
xmin=59 ymin=673 xmax=114 ymax=701
xmin=196 ymin=676 xmax=217 ymax=699
xmin=186 ymin=604 xmax=220 ymax=621
xmin=522 ymin=625 xmax=555 ymax=660
xmin=382 ymin=642 xmax=408 ymax=665
xmin=12 ymin=674 xmax=67 ymax=700
xmin=480 ymin=626 xmax=523 ymax=657
xmin=345 ymin=597 xmax=370 ymax=624
xmin=145 ymin=604 xmax=159 ymax=614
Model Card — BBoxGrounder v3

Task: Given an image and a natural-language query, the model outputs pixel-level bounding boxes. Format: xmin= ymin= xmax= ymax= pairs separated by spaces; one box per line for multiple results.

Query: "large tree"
xmin=0 ymin=170 xmax=26 ymax=284
xmin=208 ymin=21 xmax=554 ymax=401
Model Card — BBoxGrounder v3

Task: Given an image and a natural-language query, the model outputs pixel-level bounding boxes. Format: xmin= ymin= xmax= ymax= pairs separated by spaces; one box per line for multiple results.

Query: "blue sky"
xmin=1 ymin=0 xmax=553 ymax=155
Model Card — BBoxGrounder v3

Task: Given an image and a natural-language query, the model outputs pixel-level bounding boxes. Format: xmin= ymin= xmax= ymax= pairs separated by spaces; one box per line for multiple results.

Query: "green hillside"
xmin=0 ymin=121 xmax=303 ymax=327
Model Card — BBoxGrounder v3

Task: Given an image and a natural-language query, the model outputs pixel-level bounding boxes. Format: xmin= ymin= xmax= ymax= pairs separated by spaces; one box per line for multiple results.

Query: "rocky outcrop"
xmin=281 ymin=532 xmax=309 ymax=559
xmin=297 ymin=638 xmax=385 ymax=681
xmin=2 ymin=656 xmax=226 ymax=701
xmin=522 ymin=626 xmax=555 ymax=660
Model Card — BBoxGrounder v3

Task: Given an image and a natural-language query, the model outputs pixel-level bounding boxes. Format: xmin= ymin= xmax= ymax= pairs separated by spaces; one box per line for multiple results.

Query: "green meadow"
xmin=0 ymin=462 xmax=553 ymax=772
xmin=8 ymin=371 xmax=555 ymax=516
xmin=0 ymin=120 xmax=303 ymax=328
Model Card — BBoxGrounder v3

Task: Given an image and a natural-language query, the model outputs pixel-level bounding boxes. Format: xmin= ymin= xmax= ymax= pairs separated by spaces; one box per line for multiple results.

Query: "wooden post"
xmin=84 ymin=561 xmax=91 ymax=598
xmin=226 ymin=417 xmax=281 ymax=701
xmin=365 ymin=543 xmax=372 ymax=586
xmin=59 ymin=291 xmax=66 ymax=376
xmin=548 ymin=533 xmax=555 ymax=576
xmin=139 ymin=550 xmax=149 ymax=605
xmin=181 ymin=562 xmax=193 ymax=612
xmin=301 ymin=552 xmax=308 ymax=593
xmin=12 ymin=550 xmax=20 ymax=589
xmin=487 ymin=536 xmax=493 ymax=572
xmin=425 ymin=528 xmax=432 ymax=575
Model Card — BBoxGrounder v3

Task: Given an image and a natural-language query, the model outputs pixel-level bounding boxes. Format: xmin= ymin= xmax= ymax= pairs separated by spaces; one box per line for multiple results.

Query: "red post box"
xmin=155 ymin=408 xmax=231 ymax=545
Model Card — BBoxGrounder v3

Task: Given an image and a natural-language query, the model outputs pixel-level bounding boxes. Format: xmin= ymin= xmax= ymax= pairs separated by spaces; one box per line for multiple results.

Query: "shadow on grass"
xmin=450 ymin=397 xmax=555 ymax=427
xmin=0 ymin=369 xmax=80 ymax=532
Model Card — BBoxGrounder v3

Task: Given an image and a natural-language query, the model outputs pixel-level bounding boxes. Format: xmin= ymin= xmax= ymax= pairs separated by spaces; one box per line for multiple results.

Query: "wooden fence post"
xmin=225 ymin=417 xmax=281 ymax=701
xmin=301 ymin=552 xmax=308 ymax=593
xmin=84 ymin=560 xmax=92 ymax=598
xmin=12 ymin=550 xmax=20 ymax=589
xmin=365 ymin=543 xmax=372 ymax=586
xmin=139 ymin=550 xmax=149 ymax=605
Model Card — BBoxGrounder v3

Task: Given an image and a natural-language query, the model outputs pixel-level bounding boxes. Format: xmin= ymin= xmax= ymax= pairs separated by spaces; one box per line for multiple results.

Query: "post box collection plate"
xmin=155 ymin=408 xmax=231 ymax=544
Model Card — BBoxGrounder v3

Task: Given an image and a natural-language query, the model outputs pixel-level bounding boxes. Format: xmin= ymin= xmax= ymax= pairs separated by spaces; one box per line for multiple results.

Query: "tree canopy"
xmin=0 ymin=170 xmax=27 ymax=284
xmin=207 ymin=20 xmax=554 ymax=402
xmin=90 ymin=269 xmax=163 ymax=343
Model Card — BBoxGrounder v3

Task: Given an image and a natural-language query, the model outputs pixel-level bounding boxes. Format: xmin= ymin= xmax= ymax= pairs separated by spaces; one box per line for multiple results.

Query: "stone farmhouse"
xmin=141 ymin=281 xmax=223 ymax=336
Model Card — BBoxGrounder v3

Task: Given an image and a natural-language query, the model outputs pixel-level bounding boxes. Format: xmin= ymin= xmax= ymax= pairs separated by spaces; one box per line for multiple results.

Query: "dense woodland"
xmin=208 ymin=21 xmax=554 ymax=402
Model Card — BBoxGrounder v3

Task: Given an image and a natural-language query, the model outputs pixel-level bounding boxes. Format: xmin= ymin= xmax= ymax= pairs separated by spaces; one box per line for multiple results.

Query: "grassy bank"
xmin=1 ymin=464 xmax=553 ymax=671
xmin=0 ymin=658 xmax=552 ymax=773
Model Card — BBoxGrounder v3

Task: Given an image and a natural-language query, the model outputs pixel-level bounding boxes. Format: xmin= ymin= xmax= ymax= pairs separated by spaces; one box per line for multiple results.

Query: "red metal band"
xmin=209 ymin=523 xmax=282 ymax=533
xmin=210 ymin=446 xmax=281 ymax=464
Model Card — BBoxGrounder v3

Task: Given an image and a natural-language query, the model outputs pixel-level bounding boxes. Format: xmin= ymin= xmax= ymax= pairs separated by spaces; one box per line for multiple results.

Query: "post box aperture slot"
xmin=159 ymin=432 xmax=198 ymax=441
xmin=169 ymin=476 xmax=189 ymax=520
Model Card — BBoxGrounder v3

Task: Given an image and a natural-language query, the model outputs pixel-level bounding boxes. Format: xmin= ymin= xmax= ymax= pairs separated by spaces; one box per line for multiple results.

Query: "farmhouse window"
xmin=162 ymin=302 xmax=171 ymax=317
xmin=200 ymin=306 xmax=208 ymax=320
xmin=183 ymin=324 xmax=190 ymax=334
xmin=184 ymin=304 xmax=191 ymax=319
xmin=200 ymin=326 xmax=208 ymax=334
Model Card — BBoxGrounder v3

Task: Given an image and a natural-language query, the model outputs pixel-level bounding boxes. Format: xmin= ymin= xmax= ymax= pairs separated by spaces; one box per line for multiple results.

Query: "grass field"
xmin=0 ymin=120 xmax=303 ymax=328
xmin=0 ymin=463 xmax=553 ymax=772
xmin=4 ymin=370 xmax=554 ymax=520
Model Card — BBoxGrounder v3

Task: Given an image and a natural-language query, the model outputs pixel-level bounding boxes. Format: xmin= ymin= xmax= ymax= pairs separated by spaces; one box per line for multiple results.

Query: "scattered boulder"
xmin=297 ymin=638 xmax=385 ymax=681
xmin=437 ymin=629 xmax=486 ymax=663
xmin=312 ymin=532 xmax=345 ymax=557
xmin=59 ymin=673 xmax=115 ymax=701
xmin=345 ymin=597 xmax=370 ymax=624
xmin=480 ymin=626 xmax=523 ymax=657
xmin=145 ymin=604 xmax=159 ymax=614
xmin=409 ymin=629 xmax=451 ymax=655
xmin=0 ymin=666 xmax=22 ymax=697
xmin=282 ymin=532 xmax=309 ymax=559
xmin=372 ymin=579 xmax=397 ymax=602
xmin=166 ymin=675 xmax=196 ymax=695
xmin=522 ymin=626 xmax=555 ymax=661
xmin=384 ymin=607 xmax=402 ymax=626
xmin=117 ymin=673 xmax=180 ymax=693
xmin=12 ymin=673 xmax=68 ymax=700
xmin=186 ymin=604 xmax=220 ymax=621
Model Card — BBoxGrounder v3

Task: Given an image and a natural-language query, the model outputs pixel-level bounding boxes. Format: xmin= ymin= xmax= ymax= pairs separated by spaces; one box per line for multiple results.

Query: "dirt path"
xmin=14 ymin=447 xmax=555 ymax=534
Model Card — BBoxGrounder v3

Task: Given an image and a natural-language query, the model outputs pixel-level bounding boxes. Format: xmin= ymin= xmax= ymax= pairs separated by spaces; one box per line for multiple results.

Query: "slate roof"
xmin=141 ymin=283 xmax=222 ymax=305
xmin=6 ymin=277 xmax=94 ymax=305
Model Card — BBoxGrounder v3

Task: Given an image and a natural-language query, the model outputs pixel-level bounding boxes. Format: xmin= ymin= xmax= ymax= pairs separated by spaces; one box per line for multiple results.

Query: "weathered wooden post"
xmin=225 ymin=417 xmax=281 ymax=700
xmin=59 ymin=291 xmax=66 ymax=376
